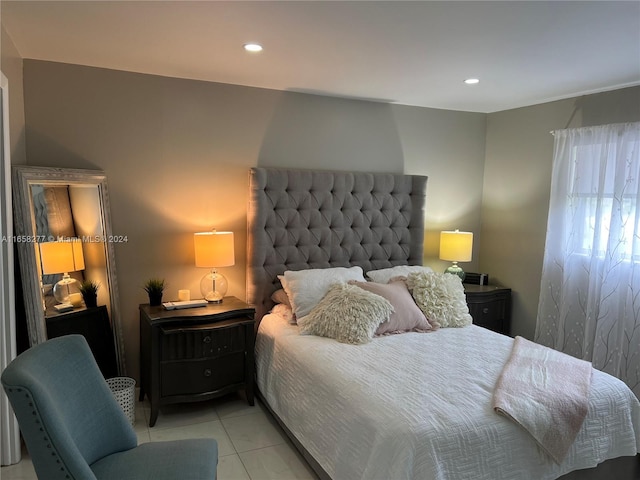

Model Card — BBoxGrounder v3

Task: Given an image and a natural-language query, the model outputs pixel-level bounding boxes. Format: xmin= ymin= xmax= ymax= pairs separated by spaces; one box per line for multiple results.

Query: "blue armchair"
xmin=1 ymin=335 xmax=218 ymax=479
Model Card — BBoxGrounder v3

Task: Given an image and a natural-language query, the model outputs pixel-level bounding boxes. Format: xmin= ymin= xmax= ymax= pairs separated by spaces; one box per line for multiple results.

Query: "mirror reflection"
xmin=13 ymin=166 xmax=125 ymax=376
xmin=31 ymin=184 xmax=110 ymax=314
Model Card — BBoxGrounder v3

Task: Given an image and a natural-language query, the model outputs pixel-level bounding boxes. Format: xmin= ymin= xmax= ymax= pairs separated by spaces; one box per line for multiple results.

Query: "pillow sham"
xmin=350 ymin=280 xmax=435 ymax=334
xmin=279 ymin=266 xmax=366 ymax=319
xmin=366 ymin=265 xmax=433 ymax=284
xmin=407 ymin=271 xmax=472 ymax=328
xmin=298 ymin=283 xmax=393 ymax=344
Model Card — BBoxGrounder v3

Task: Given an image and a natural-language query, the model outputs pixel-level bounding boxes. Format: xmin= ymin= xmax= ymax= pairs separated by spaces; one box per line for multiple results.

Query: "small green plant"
xmin=143 ymin=278 xmax=165 ymax=296
xmin=79 ymin=280 xmax=100 ymax=295
xmin=144 ymin=278 xmax=165 ymax=306
xmin=79 ymin=280 xmax=100 ymax=308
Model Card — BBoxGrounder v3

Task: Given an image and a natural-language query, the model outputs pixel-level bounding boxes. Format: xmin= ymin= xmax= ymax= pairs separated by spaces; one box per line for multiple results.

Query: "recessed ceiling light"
xmin=464 ymin=78 xmax=480 ymax=85
xmin=244 ymin=43 xmax=263 ymax=53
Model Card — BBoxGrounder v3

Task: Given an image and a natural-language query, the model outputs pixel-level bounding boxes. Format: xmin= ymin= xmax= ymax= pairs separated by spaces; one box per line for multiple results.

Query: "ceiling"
xmin=2 ymin=1 xmax=639 ymax=113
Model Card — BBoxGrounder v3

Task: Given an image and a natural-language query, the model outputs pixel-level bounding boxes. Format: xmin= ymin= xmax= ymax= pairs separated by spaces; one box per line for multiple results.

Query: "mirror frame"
xmin=12 ymin=165 xmax=125 ymax=375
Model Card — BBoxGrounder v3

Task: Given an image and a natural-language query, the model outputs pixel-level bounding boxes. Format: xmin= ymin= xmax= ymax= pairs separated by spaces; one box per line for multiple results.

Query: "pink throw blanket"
xmin=493 ymin=336 xmax=592 ymax=464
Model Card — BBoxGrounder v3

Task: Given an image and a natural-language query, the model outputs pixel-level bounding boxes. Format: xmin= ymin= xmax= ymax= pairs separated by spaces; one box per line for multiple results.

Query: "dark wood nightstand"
xmin=139 ymin=296 xmax=255 ymax=427
xmin=464 ymin=284 xmax=512 ymax=335
xmin=45 ymin=305 xmax=118 ymax=379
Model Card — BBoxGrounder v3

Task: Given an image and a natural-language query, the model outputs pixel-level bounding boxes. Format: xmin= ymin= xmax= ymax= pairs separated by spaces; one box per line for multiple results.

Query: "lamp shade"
xmin=194 ymin=231 xmax=235 ymax=268
xmin=439 ymin=230 xmax=473 ymax=262
xmin=39 ymin=239 xmax=85 ymax=274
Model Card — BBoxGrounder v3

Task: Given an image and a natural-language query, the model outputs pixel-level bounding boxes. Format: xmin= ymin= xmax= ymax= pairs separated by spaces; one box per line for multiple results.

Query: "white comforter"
xmin=256 ymin=313 xmax=640 ymax=480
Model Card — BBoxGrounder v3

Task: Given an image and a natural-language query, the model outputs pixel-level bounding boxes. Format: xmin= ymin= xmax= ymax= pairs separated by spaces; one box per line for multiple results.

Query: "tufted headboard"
xmin=246 ymin=167 xmax=428 ymax=322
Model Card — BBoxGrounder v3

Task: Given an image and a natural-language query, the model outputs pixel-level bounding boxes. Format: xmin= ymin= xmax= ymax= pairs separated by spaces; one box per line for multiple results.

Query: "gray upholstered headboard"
xmin=247 ymin=167 xmax=428 ymax=322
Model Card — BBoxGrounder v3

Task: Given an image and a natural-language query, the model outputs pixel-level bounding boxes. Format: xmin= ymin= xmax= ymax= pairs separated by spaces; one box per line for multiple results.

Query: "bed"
xmin=246 ymin=167 xmax=640 ymax=480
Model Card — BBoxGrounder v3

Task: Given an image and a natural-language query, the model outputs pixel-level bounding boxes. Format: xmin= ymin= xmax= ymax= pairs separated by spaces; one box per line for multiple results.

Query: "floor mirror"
xmin=12 ymin=166 xmax=125 ymax=375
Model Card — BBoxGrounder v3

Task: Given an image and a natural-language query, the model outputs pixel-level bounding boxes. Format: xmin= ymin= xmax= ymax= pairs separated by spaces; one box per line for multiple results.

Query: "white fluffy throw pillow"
xmin=298 ymin=283 xmax=393 ymax=344
xmin=407 ymin=271 xmax=472 ymax=328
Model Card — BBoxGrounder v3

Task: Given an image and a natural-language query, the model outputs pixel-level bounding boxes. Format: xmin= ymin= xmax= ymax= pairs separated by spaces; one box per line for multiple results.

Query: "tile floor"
xmin=1 ymin=392 xmax=318 ymax=480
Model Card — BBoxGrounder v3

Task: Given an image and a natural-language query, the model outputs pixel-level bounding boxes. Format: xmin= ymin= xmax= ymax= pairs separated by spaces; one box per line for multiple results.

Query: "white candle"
xmin=178 ymin=289 xmax=190 ymax=302
xmin=69 ymin=292 xmax=83 ymax=307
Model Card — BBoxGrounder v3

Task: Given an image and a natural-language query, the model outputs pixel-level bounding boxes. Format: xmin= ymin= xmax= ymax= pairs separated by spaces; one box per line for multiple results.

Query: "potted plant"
xmin=79 ymin=280 xmax=100 ymax=308
xmin=144 ymin=278 xmax=165 ymax=306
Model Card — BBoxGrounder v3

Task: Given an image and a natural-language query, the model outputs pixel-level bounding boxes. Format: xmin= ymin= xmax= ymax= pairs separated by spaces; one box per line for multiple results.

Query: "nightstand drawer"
xmin=467 ymin=299 xmax=507 ymax=332
xmin=464 ymin=285 xmax=512 ymax=335
xmin=160 ymin=324 xmax=246 ymax=361
xmin=161 ymin=353 xmax=245 ymax=397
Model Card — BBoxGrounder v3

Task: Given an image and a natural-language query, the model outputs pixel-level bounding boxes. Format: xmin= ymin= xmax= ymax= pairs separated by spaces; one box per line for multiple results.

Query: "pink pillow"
xmin=350 ymin=280 xmax=435 ymax=335
xmin=271 ymin=289 xmax=291 ymax=307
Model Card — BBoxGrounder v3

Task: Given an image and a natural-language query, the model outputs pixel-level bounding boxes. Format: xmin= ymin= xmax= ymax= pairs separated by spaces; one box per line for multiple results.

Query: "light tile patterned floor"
xmin=1 ymin=392 xmax=318 ymax=480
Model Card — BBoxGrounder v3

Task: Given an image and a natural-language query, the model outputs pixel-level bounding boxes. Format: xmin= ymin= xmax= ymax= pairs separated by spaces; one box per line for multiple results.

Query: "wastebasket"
xmin=106 ymin=377 xmax=136 ymax=426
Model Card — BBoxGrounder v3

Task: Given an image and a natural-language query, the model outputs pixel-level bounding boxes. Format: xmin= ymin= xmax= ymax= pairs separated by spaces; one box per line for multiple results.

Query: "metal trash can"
xmin=106 ymin=377 xmax=136 ymax=426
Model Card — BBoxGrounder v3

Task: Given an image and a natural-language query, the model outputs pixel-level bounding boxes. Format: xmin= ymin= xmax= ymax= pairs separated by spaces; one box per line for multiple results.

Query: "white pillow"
xmin=366 ymin=265 xmax=433 ymax=283
xmin=279 ymin=266 xmax=366 ymax=318
xmin=407 ymin=271 xmax=472 ymax=328
xmin=298 ymin=283 xmax=393 ymax=344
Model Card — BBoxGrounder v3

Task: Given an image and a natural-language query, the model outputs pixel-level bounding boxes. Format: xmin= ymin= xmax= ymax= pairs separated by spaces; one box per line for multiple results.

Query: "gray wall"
xmin=21 ymin=60 xmax=486 ymax=379
xmin=395 ymin=105 xmax=487 ymax=263
xmin=1 ymin=23 xmax=25 ymax=165
xmin=481 ymin=86 xmax=640 ymax=339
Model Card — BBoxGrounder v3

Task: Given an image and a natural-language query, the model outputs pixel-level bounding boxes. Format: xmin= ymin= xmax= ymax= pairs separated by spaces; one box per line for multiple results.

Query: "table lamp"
xmin=194 ymin=230 xmax=235 ymax=303
xmin=39 ymin=238 xmax=85 ymax=304
xmin=439 ymin=230 xmax=473 ymax=281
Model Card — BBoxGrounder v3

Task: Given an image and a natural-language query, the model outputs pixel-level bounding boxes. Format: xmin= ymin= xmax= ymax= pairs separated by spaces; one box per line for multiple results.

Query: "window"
xmin=566 ymin=126 xmax=640 ymax=260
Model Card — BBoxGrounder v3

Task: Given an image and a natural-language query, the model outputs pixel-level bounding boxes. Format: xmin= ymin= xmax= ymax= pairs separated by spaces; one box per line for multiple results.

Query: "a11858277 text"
xmin=1 ymin=235 xmax=129 ymax=243
xmin=1 ymin=235 xmax=50 ymax=243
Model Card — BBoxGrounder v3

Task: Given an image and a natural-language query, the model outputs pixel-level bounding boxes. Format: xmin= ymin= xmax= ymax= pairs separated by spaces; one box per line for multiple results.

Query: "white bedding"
xmin=256 ymin=313 xmax=640 ymax=480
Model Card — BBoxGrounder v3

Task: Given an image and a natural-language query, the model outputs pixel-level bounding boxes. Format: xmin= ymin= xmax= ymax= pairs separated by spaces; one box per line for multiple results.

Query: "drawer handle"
xmin=482 ymin=307 xmax=490 ymax=314
xmin=203 ymin=336 xmax=212 ymax=344
xmin=203 ymin=369 xmax=212 ymax=377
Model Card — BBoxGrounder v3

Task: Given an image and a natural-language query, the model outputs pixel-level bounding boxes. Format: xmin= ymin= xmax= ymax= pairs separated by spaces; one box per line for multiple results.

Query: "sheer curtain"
xmin=536 ymin=122 xmax=640 ymax=398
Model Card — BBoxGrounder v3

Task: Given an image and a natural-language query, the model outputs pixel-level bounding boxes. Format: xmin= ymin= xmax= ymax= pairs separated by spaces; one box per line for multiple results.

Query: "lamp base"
xmin=200 ymin=269 xmax=228 ymax=303
xmin=53 ymin=274 xmax=81 ymax=304
xmin=444 ymin=262 xmax=466 ymax=281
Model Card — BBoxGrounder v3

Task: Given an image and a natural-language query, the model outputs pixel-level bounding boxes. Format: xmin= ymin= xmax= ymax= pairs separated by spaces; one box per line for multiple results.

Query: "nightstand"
xmin=464 ymin=284 xmax=511 ymax=335
xmin=139 ymin=296 xmax=256 ymax=427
